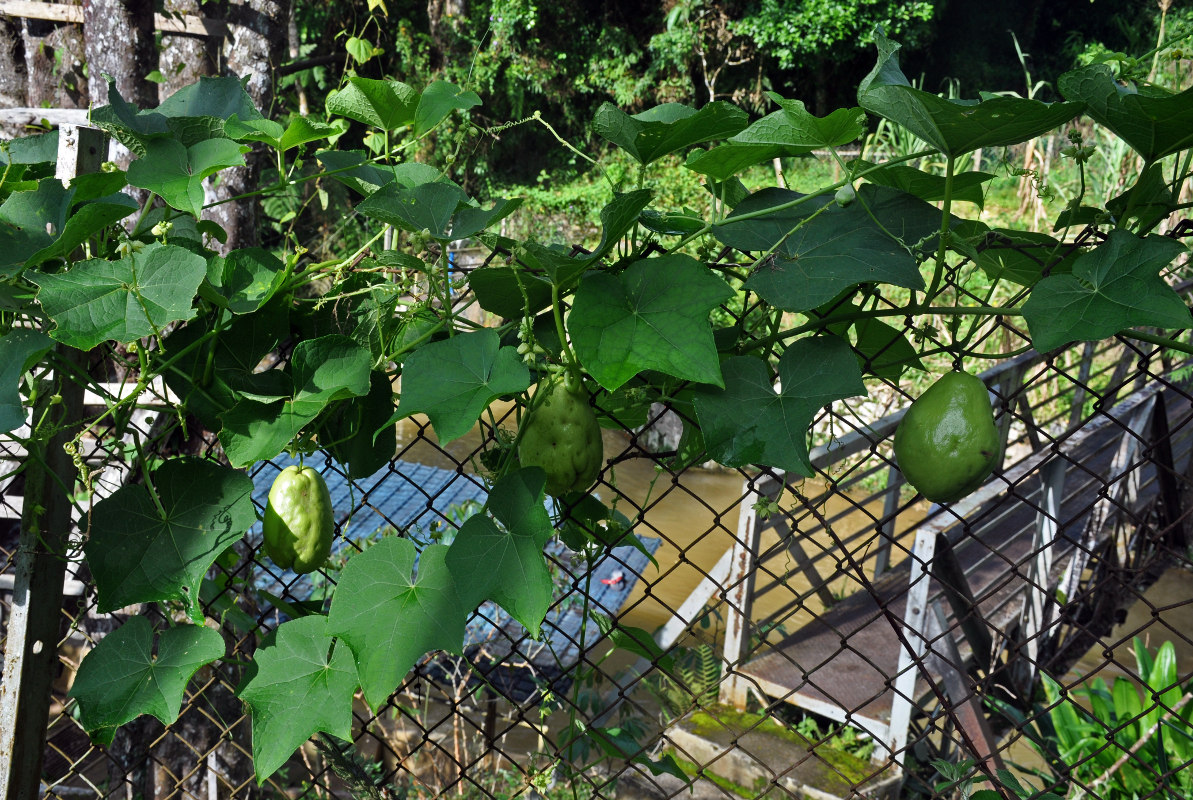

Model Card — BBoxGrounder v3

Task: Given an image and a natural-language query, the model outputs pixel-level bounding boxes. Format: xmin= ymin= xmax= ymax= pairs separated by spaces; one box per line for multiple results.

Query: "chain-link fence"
xmin=4 ymin=227 xmax=1193 ymax=800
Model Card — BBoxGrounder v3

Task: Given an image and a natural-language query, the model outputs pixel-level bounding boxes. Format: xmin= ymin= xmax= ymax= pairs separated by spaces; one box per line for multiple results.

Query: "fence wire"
xmin=4 ymin=231 xmax=1193 ymax=800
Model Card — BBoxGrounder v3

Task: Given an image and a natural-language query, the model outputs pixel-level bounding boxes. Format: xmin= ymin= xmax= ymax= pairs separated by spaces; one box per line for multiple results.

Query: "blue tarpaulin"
xmin=247 ymin=454 xmax=660 ymax=702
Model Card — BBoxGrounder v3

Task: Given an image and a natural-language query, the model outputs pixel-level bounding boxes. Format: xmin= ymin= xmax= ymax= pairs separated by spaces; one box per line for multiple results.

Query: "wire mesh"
xmin=4 ymin=232 xmax=1193 ymax=800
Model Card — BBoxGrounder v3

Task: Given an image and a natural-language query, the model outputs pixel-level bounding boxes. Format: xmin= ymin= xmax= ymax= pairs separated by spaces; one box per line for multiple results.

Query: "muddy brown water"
xmin=394 ymin=414 xmax=915 ymax=642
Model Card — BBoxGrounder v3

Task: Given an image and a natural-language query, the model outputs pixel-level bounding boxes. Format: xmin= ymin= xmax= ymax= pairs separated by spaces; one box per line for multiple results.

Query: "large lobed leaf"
xmin=84 ymin=458 xmax=258 ymax=619
xmin=32 ymin=243 xmax=208 ymax=350
xmin=239 ymin=616 xmax=359 ymax=782
xmin=219 ymin=334 xmax=372 ymax=467
xmin=569 ymin=253 xmax=733 ymax=391
xmin=693 ymin=336 xmax=866 ymax=475
xmin=1022 ymin=230 xmax=1191 ymax=351
xmin=858 ymin=29 xmax=1082 ymax=157
xmin=445 ymin=468 xmax=555 ymax=637
xmin=70 ymin=615 xmax=225 ymax=746
xmin=389 ymin=329 xmax=530 ymax=444
xmin=326 ymin=540 xmax=470 ymax=709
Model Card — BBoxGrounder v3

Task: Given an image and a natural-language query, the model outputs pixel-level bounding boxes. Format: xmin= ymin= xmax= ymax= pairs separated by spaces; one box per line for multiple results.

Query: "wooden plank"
xmin=0 ymin=107 xmax=89 ymax=126
xmin=0 ymin=1 xmax=226 ymax=37
xmin=738 ymin=382 xmax=1170 ymax=763
xmin=0 ymin=129 xmax=103 ymax=800
xmin=931 ymin=532 xmax=993 ymax=672
xmin=886 ymin=526 xmax=936 ymax=764
xmin=923 ymin=601 xmax=1004 ymax=775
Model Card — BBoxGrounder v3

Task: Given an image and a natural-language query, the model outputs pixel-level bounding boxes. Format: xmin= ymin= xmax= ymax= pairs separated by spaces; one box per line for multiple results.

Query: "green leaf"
xmin=587 ymin=189 xmax=654 ymax=263
xmin=445 ymin=468 xmax=554 ymax=636
xmin=127 ymin=137 xmax=248 ymax=217
xmin=714 ymin=187 xmax=926 ymax=312
xmin=1022 ymin=230 xmax=1191 ymax=351
xmin=162 ymin=299 xmax=289 ymax=430
xmin=1107 ymin=162 xmax=1176 ymax=231
xmin=733 ymin=94 xmax=865 ymax=149
xmin=605 ymin=624 xmax=674 ymax=673
xmin=31 ymin=243 xmax=208 ymax=350
xmin=326 ymin=540 xmax=468 ymax=709
xmin=219 ymin=335 xmax=372 ymax=467
xmin=975 ymin=229 xmax=1077 ymax=287
xmin=84 ymin=458 xmax=257 ymax=618
xmin=204 ymin=246 xmax=287 ymax=314
xmin=25 ymin=192 xmax=139 ymax=269
xmin=69 ymin=615 xmax=224 ymax=746
xmin=345 ymin=35 xmax=376 ymax=65
xmin=693 ymin=337 xmax=866 ymax=475
xmin=468 ymin=265 xmax=553 ymax=318
xmin=638 ymin=208 xmax=705 ymax=236
xmin=684 ymin=143 xmax=814 ymax=181
xmin=239 ymin=616 xmax=358 ymax=782
xmin=390 ymin=329 xmax=530 ymax=444
xmin=414 ymin=80 xmax=482 ymax=136
xmin=569 ymin=253 xmax=733 ymax=391
xmin=0 ymin=329 xmax=52 ymax=432
xmin=1059 ymin=64 xmax=1193 ymax=161
xmin=324 ymin=371 xmax=397 ymax=480
xmin=93 ymin=76 xmax=263 ymax=154
xmin=315 ymin=150 xmax=397 ymax=196
xmin=226 ymin=115 xmax=338 ymax=153
xmin=357 ymin=181 xmax=465 ymax=239
xmin=856 ymin=160 xmax=993 ymax=208
xmin=451 ymin=196 xmax=523 ymax=240
xmin=326 ymin=77 xmax=420 ymax=130
xmin=858 ymin=29 xmax=1082 ymax=157
xmin=0 ymin=179 xmax=67 ymax=274
xmin=852 ymin=316 xmax=922 ymax=378
xmin=592 ymin=101 xmax=748 ymax=165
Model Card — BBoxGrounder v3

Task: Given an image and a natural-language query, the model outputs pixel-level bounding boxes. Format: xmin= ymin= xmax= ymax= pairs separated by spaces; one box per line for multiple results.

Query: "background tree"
xmin=207 ymin=0 xmax=292 ymax=252
xmin=734 ymin=0 xmax=936 ymax=113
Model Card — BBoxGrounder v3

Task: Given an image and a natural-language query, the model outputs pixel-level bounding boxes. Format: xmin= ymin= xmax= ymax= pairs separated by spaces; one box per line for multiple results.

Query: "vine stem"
xmin=920 ymin=155 xmax=956 ymax=308
xmin=1120 ymin=328 xmax=1193 ymax=357
xmin=746 ymin=304 xmax=1021 ymax=354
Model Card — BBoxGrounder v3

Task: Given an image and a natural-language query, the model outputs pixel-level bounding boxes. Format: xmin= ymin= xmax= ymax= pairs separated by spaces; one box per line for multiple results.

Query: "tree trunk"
xmin=427 ymin=0 xmax=467 ymax=69
xmin=0 ymin=17 xmax=27 ymax=138
xmin=21 ymin=5 xmax=87 ymax=110
xmin=205 ymin=0 xmax=289 ymax=253
xmin=160 ymin=0 xmax=218 ymax=103
xmin=83 ymin=0 xmax=156 ymax=108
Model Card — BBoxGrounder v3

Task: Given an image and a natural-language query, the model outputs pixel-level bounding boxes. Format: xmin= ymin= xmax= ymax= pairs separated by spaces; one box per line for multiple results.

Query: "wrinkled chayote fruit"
xmin=893 ymin=370 xmax=1000 ymax=504
xmin=518 ymin=378 xmax=603 ymax=497
xmin=262 ymin=464 xmax=334 ymax=573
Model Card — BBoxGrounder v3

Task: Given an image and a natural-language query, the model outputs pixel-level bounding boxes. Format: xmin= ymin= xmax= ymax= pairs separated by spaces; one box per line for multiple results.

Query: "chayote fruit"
xmin=893 ymin=370 xmax=1000 ymax=504
xmin=518 ymin=379 xmax=604 ymax=497
xmin=262 ymin=465 xmax=334 ymax=573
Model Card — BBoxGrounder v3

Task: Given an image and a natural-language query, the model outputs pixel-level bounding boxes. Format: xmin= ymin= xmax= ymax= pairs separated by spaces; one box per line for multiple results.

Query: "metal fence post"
xmin=718 ymin=481 xmax=764 ymax=708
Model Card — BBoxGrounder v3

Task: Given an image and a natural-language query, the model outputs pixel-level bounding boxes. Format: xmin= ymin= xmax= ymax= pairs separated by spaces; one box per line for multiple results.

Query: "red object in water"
xmin=600 ymin=570 xmax=625 ymax=587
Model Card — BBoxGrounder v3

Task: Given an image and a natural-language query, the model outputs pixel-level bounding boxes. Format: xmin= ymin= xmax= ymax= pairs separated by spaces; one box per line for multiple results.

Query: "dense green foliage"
xmin=4 ymin=5 xmax=1193 ymax=794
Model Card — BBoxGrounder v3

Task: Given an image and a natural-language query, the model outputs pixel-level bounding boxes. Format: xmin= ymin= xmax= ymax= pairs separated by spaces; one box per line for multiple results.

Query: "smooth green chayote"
xmin=893 ymin=370 xmax=1000 ymax=504
xmin=262 ymin=464 xmax=334 ymax=573
xmin=518 ymin=379 xmax=603 ymax=497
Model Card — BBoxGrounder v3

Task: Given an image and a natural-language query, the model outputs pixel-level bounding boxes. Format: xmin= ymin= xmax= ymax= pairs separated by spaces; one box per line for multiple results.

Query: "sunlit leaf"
xmin=1022 ymin=230 xmax=1190 ymax=351
xmin=239 ymin=616 xmax=358 ymax=782
xmin=70 ymin=616 xmax=224 ymax=746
